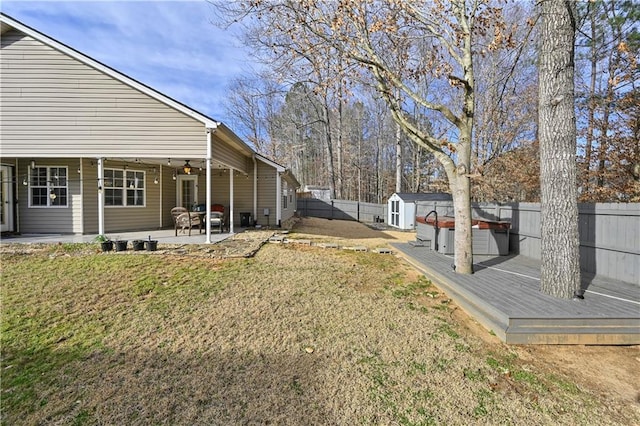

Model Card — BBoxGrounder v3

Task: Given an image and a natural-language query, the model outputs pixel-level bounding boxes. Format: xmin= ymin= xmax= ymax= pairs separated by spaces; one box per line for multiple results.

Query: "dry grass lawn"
xmin=1 ymin=218 xmax=638 ymax=425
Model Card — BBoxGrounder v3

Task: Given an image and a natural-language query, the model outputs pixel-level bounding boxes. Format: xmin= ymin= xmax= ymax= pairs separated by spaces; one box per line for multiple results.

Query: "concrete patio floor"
xmin=0 ymin=228 xmax=243 ymax=245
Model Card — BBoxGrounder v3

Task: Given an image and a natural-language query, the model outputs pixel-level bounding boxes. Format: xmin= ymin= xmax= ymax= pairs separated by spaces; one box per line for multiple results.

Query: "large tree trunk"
xmin=538 ymin=0 xmax=581 ymax=298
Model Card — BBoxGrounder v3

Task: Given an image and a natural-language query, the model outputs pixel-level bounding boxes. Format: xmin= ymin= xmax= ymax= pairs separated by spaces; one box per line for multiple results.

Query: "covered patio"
xmin=0 ymin=227 xmax=241 ymax=246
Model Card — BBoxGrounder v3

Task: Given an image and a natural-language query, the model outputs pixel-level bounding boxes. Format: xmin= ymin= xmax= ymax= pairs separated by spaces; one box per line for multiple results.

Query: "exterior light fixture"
xmin=30 ymin=160 xmax=36 ymax=169
xmin=154 ymin=176 xmax=159 ymax=185
xmin=172 ymin=171 xmax=177 ymax=181
xmin=183 ymin=160 xmax=192 ymax=175
xmin=167 ymin=158 xmax=171 ymax=166
xmin=49 ymin=190 xmax=57 ymax=201
xmin=22 ymin=176 xmax=28 ymax=186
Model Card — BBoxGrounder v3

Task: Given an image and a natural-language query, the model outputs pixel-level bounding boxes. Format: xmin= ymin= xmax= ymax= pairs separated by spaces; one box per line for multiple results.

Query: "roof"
xmin=392 ymin=193 xmax=453 ymax=202
xmin=1 ymin=12 xmax=298 ymax=183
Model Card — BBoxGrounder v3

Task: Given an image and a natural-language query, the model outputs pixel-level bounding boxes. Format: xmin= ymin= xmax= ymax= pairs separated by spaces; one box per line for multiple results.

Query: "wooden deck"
xmin=393 ymin=243 xmax=640 ymax=345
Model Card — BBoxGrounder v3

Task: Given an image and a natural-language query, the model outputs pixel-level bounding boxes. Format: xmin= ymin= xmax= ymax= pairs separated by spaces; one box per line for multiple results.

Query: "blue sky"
xmin=1 ymin=0 xmax=253 ymax=128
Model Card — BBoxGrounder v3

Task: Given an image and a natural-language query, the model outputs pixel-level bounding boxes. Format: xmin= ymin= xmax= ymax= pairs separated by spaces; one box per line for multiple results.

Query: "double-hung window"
xmin=29 ymin=166 xmax=68 ymax=207
xmin=104 ymin=168 xmax=145 ymax=207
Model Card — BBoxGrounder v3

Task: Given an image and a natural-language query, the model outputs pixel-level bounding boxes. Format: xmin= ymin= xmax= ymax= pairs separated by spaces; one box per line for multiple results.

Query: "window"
xmin=104 ymin=168 xmax=145 ymax=207
xmin=29 ymin=166 xmax=68 ymax=207
xmin=282 ymin=193 xmax=288 ymax=209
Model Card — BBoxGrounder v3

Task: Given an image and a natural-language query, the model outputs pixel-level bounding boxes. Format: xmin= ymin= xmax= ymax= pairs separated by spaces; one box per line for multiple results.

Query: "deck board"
xmin=393 ymin=243 xmax=640 ymax=344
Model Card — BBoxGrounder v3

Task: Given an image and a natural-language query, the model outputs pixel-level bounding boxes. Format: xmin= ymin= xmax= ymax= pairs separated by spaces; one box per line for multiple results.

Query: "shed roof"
xmin=393 ymin=193 xmax=452 ymax=202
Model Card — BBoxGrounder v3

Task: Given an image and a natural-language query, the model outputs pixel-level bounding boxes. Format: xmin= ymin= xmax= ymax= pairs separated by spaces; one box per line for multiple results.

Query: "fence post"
xmin=331 ymin=200 xmax=334 ymax=220
xmin=357 ymin=201 xmax=360 ymax=222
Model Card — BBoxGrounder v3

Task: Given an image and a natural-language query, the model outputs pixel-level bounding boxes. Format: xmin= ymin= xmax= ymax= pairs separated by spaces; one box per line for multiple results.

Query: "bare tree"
xmin=215 ymin=0 xmax=516 ymax=274
xmin=538 ymin=0 xmax=581 ymax=299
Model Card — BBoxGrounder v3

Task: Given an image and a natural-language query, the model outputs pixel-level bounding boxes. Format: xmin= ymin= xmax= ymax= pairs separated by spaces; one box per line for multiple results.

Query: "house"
xmin=0 ymin=13 xmax=299 ymax=242
xmin=387 ymin=192 xmax=452 ymax=230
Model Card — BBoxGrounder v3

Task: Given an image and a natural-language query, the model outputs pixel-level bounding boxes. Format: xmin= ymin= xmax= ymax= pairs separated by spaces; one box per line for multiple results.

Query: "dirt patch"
xmin=288 ymin=216 xmax=415 ymax=247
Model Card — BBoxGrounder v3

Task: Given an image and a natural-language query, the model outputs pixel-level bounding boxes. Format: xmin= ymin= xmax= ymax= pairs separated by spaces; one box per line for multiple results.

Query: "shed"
xmin=387 ymin=193 xmax=452 ymax=230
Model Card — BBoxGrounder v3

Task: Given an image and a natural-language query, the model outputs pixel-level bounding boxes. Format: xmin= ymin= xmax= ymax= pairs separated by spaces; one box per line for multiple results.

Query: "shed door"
xmin=391 ymin=200 xmax=400 ymax=226
xmin=0 ymin=166 xmax=14 ymax=232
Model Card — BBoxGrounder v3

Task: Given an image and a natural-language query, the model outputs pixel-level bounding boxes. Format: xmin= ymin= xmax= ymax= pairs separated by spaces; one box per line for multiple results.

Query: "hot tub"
xmin=415 ymin=215 xmax=510 ymax=256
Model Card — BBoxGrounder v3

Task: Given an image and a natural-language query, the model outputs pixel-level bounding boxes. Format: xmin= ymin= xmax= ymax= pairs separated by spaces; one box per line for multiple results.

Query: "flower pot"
xmin=101 ymin=241 xmax=113 ymax=252
xmin=132 ymin=240 xmax=146 ymax=251
xmin=146 ymin=240 xmax=158 ymax=251
xmin=115 ymin=240 xmax=128 ymax=252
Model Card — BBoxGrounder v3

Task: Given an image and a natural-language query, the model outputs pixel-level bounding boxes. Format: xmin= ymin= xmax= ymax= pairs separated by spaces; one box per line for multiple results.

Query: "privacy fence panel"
xmin=299 ymin=198 xmax=638 ymax=283
xmin=297 ymin=199 xmax=386 ymax=223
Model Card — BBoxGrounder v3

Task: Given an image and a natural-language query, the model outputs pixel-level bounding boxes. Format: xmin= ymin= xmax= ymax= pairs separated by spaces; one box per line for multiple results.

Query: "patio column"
xmin=97 ymin=157 xmax=105 ymax=236
xmin=276 ymin=171 xmax=281 ymax=227
xmin=205 ymin=128 xmax=213 ymax=243
xmin=253 ymin=156 xmax=257 ymax=226
xmin=229 ymin=169 xmax=234 ymax=233
xmin=158 ymin=164 xmax=163 ymax=229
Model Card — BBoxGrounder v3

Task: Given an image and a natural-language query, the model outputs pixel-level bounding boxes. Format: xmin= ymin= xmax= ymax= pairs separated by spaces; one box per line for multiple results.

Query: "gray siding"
xmin=16 ymin=158 xmax=82 ymax=233
xmin=1 ymin=30 xmax=208 ymax=158
xmin=256 ymin=162 xmax=277 ymax=226
xmin=211 ymin=137 xmax=250 ymax=174
xmin=162 ymin=167 xmax=178 ymax=228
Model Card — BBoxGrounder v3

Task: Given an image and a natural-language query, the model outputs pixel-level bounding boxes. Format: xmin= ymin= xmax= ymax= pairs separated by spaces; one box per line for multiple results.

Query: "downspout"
xmin=253 ymin=155 xmax=257 ymax=226
xmin=97 ymin=157 xmax=105 ymax=236
xmin=205 ymin=128 xmax=214 ymax=243
xmin=276 ymin=171 xmax=282 ymax=227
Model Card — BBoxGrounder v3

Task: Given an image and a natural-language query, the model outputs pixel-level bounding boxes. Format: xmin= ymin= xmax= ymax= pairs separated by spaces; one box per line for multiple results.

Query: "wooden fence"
xmin=297 ymin=198 xmax=639 ymax=284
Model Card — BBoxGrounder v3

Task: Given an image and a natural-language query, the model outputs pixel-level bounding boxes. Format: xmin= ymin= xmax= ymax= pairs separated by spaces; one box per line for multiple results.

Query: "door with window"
xmin=177 ymin=175 xmax=198 ymax=209
xmin=391 ymin=200 xmax=400 ymax=227
xmin=0 ymin=165 xmax=14 ymax=232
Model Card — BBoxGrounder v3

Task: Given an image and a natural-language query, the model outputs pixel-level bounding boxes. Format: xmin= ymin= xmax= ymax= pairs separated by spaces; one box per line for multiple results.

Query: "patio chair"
xmin=210 ymin=204 xmax=226 ymax=233
xmin=171 ymin=206 xmax=203 ymax=236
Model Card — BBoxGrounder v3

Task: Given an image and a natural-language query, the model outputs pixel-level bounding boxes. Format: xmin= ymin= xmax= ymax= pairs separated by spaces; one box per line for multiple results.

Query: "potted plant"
xmin=115 ymin=239 xmax=128 ymax=252
xmin=145 ymin=236 xmax=158 ymax=252
xmin=132 ymin=240 xmax=146 ymax=251
xmin=95 ymin=234 xmax=113 ymax=252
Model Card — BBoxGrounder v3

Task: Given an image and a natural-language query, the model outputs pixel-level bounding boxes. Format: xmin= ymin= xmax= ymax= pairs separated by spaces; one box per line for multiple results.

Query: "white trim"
xmin=103 ymin=167 xmax=147 ymax=208
xmin=0 ymin=165 xmax=14 ymax=232
xmin=176 ymin=174 xmax=198 ymax=208
xmin=229 ymin=170 xmax=234 ymax=233
xmin=159 ymin=164 xmax=163 ymax=229
xmin=97 ymin=158 xmax=105 ymax=236
xmin=0 ymin=14 xmax=220 ymax=129
xmin=78 ymin=158 xmax=84 ymax=233
xmin=206 ymin=128 xmax=213 ymax=242
xmin=253 ymin=156 xmax=258 ymax=223
xmin=27 ymin=165 xmax=70 ymax=208
xmin=276 ymin=172 xmax=282 ymax=226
